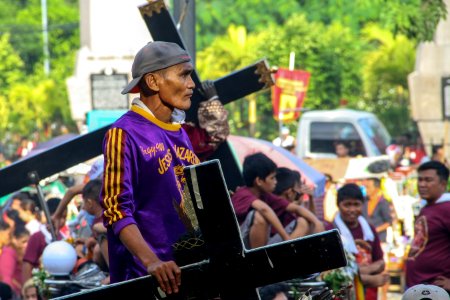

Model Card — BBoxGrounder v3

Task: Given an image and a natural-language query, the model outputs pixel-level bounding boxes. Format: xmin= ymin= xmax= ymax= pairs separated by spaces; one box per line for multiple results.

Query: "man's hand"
xmin=299 ymin=184 xmax=314 ymax=197
xmin=433 ymin=276 xmax=450 ymax=291
xmin=201 ymin=80 xmax=218 ymax=100
xmin=147 ymin=260 xmax=181 ymax=295
xmin=119 ymin=224 xmax=182 ymax=295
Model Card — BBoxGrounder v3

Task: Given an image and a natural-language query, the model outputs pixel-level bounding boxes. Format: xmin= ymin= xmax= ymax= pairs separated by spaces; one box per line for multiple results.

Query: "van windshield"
xmin=357 ymin=117 xmax=391 ymax=155
xmin=309 ymin=122 xmax=366 ymax=156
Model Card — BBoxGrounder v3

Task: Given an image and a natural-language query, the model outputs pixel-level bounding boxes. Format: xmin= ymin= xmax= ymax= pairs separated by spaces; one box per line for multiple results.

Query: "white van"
xmin=296 ymin=109 xmax=392 ymax=158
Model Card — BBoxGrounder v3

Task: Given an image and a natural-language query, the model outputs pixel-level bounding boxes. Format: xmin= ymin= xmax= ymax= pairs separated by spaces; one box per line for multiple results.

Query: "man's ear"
xmin=145 ymin=73 xmax=160 ymax=92
xmin=254 ymin=177 xmax=263 ymax=187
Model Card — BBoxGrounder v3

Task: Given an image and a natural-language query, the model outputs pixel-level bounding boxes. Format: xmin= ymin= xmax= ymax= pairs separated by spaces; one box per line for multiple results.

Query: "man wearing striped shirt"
xmin=101 ymin=41 xmax=199 ymax=296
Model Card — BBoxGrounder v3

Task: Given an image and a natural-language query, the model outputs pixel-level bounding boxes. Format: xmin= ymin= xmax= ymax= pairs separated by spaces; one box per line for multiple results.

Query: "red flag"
xmin=272 ymin=68 xmax=310 ymax=121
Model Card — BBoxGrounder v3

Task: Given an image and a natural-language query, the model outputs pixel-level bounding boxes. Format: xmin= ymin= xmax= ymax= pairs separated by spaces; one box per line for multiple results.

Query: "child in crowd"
xmin=231 ymin=153 xmax=324 ymax=249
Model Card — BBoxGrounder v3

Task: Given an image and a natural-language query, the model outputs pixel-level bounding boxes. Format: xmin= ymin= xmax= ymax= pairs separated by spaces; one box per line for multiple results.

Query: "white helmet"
xmin=42 ymin=241 xmax=77 ymax=276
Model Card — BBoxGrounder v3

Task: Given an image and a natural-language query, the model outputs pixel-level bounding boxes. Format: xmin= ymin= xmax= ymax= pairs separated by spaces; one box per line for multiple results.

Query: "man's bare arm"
xmin=119 ymin=224 xmax=181 ymax=295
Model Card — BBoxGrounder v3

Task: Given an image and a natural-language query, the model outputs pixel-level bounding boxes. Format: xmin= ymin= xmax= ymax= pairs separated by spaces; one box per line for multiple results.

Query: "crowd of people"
xmin=1 ymin=40 xmax=450 ymax=300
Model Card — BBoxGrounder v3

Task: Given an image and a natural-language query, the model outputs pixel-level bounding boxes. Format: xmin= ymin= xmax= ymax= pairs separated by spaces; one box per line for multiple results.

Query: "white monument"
xmin=408 ymin=0 xmax=450 ymax=153
xmin=66 ymin=0 xmax=151 ymax=131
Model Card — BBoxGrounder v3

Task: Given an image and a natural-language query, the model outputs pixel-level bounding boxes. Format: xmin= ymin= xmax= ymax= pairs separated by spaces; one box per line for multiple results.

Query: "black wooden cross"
xmin=54 ymin=160 xmax=346 ymax=300
xmin=139 ymin=0 xmax=275 ymax=191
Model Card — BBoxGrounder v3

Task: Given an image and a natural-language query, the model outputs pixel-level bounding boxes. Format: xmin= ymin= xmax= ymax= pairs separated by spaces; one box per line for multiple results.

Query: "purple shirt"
xmin=101 ymin=105 xmax=199 ymax=283
xmin=231 ymin=187 xmax=291 ymax=225
xmin=406 ymin=201 xmax=450 ymax=286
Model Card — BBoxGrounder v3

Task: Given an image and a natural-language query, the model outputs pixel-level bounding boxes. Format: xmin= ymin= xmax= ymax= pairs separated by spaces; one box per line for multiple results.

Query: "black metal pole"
xmin=28 ymin=171 xmax=57 ymax=241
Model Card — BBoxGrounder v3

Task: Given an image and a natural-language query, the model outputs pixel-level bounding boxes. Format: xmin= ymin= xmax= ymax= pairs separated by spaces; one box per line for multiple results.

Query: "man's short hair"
xmin=335 ymin=140 xmax=350 ymax=149
xmin=337 ymin=183 xmax=364 ymax=204
xmin=418 ymin=161 xmax=449 ymax=182
xmin=242 ymin=153 xmax=277 ymax=187
xmin=46 ymin=197 xmax=62 ymax=215
xmin=259 ymin=283 xmax=289 ymax=300
xmin=82 ymin=179 xmax=102 ymax=203
xmin=432 ymin=144 xmax=443 ymax=155
xmin=274 ymin=167 xmax=301 ymax=195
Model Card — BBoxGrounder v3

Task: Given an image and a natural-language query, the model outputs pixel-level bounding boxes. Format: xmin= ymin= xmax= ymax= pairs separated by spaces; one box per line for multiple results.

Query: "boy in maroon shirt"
xmin=325 ymin=183 xmax=388 ymax=300
xmin=231 ymin=152 xmax=323 ymax=249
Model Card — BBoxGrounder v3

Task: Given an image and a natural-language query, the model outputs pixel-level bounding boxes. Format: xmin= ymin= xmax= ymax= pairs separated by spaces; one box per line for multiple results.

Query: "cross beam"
xmin=0 ymin=126 xmax=109 ymax=198
xmin=54 ymin=160 xmax=346 ymax=299
xmin=138 ymin=0 xmax=274 ymax=191
xmin=138 ymin=0 xmax=274 ymax=122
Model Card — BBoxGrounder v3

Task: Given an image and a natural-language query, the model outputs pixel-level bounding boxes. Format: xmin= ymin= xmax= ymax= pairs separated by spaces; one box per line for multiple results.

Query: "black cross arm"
xmin=0 ymin=126 xmax=109 ymax=198
xmin=183 ymin=160 xmax=347 ymax=298
xmin=53 ymin=160 xmax=346 ymax=300
xmin=138 ymin=0 xmax=274 ymax=123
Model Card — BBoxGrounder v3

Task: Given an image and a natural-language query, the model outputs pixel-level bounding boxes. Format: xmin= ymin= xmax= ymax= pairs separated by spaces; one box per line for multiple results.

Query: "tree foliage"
xmin=0 ymin=0 xmax=447 ymax=148
xmin=198 ymin=15 xmax=366 ymax=139
xmin=358 ymin=24 xmax=416 ymax=134
xmin=0 ymin=0 xmax=78 ymax=143
xmin=195 ymin=0 xmax=445 ymax=140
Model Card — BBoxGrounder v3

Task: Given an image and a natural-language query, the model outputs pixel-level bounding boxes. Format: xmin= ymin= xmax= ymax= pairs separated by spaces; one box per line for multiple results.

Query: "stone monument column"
xmin=408 ymin=0 xmax=450 ymax=155
xmin=66 ymin=0 xmax=151 ymax=132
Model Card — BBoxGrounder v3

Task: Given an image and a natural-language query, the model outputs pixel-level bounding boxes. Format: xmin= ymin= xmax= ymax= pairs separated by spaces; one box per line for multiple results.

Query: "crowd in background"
xmin=1 ymin=127 xmax=450 ymax=299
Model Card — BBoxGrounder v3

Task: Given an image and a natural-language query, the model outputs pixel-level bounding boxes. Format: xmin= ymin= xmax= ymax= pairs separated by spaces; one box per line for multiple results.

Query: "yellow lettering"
xmin=157 ymin=149 xmax=173 ymax=174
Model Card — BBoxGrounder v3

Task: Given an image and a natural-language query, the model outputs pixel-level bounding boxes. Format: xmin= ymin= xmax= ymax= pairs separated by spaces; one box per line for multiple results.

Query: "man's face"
xmin=157 ymin=62 xmax=195 ymax=111
xmin=24 ymin=286 xmax=38 ymax=300
xmin=363 ymin=179 xmax=377 ymax=197
xmin=418 ymin=169 xmax=447 ymax=203
xmin=338 ymin=198 xmax=363 ymax=226
xmin=83 ymin=198 xmax=95 ymax=216
xmin=260 ymin=172 xmax=277 ymax=194
xmin=336 ymin=144 xmax=349 ymax=157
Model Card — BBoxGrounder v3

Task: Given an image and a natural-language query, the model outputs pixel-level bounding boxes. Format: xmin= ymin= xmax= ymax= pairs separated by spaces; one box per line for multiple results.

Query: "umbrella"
xmin=227 ymin=135 xmax=326 ymax=197
xmin=24 ymin=133 xmax=79 ymax=158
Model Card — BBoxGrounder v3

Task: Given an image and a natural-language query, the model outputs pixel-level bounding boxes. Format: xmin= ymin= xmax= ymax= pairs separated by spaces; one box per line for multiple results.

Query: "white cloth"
xmin=435 ymin=192 xmax=450 ymax=204
xmin=39 ymin=224 xmax=66 ymax=244
xmin=334 ymin=212 xmax=374 ymax=254
xmin=25 ymin=219 xmax=41 ymax=235
xmin=131 ymin=98 xmax=186 ymax=124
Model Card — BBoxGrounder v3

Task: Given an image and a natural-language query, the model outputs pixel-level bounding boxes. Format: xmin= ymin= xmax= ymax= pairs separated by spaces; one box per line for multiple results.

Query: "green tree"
xmin=198 ymin=15 xmax=366 ymax=140
xmin=196 ymin=0 xmax=301 ymax=49
xmin=359 ymin=24 xmax=416 ymax=134
xmin=4 ymin=0 xmax=79 ymax=74
xmin=0 ymin=33 xmax=24 ymax=93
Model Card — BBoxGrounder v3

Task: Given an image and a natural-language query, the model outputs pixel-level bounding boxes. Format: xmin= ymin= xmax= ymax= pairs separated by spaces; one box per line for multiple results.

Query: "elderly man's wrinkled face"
xmin=156 ymin=62 xmax=195 ymax=111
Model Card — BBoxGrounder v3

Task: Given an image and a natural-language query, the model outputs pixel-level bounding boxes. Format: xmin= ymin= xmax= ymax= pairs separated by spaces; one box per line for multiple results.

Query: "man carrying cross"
xmin=101 ymin=41 xmax=200 ymax=296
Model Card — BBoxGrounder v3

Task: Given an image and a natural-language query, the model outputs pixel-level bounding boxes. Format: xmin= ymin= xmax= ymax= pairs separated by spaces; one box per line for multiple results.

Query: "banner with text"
xmin=272 ymin=68 xmax=310 ymax=121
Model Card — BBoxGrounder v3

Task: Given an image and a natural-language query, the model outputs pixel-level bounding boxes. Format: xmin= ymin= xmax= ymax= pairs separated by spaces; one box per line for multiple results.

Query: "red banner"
xmin=271 ymin=68 xmax=311 ymax=121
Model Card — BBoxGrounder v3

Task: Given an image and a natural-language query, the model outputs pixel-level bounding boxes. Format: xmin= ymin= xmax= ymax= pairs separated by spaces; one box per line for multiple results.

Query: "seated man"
xmin=274 ymin=167 xmax=323 ymax=236
xmin=231 ymin=153 xmax=324 ymax=249
xmin=326 ymin=183 xmax=389 ymax=300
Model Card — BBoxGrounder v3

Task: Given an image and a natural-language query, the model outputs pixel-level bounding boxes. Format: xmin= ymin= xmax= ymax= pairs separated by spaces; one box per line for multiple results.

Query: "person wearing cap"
xmin=101 ymin=41 xmax=199 ymax=294
xmin=272 ymin=126 xmax=296 ymax=153
xmin=406 ymin=161 xmax=450 ymax=291
xmin=403 ymin=284 xmax=450 ymax=300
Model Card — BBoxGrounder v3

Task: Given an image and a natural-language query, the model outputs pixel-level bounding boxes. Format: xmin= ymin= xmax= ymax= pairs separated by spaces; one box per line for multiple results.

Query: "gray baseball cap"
xmin=121 ymin=41 xmax=191 ymax=94
xmin=402 ymin=284 xmax=450 ymax=300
